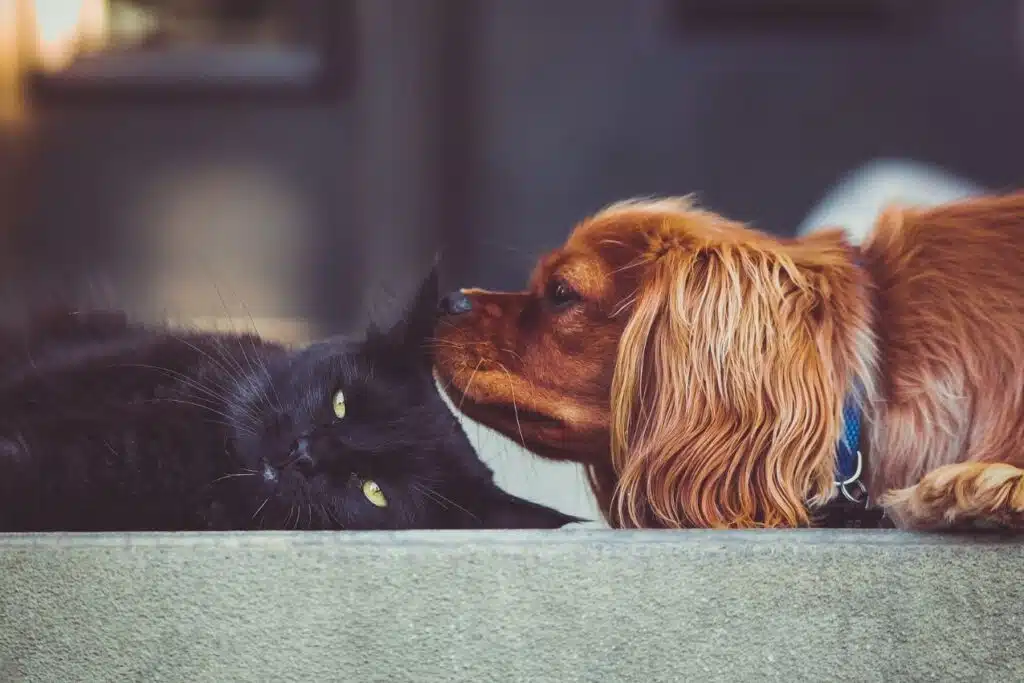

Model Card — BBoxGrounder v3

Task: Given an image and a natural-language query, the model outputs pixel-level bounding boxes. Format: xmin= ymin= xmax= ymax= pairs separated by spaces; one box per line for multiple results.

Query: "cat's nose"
xmin=438 ymin=291 xmax=472 ymax=316
xmin=287 ymin=437 xmax=315 ymax=474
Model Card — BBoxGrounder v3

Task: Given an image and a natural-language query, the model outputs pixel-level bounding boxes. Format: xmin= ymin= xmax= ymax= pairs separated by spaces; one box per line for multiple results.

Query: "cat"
xmin=0 ymin=268 xmax=581 ymax=531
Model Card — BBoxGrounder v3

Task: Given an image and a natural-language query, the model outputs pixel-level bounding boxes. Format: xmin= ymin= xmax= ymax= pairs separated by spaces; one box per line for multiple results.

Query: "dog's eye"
xmin=545 ymin=279 xmax=581 ymax=309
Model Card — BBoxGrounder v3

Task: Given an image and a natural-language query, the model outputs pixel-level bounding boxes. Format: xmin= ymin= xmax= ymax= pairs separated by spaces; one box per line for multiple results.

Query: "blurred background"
xmin=0 ymin=0 xmax=1021 ymax=523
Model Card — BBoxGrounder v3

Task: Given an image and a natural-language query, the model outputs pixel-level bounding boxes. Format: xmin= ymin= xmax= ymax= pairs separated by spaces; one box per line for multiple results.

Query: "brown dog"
xmin=433 ymin=192 xmax=1024 ymax=530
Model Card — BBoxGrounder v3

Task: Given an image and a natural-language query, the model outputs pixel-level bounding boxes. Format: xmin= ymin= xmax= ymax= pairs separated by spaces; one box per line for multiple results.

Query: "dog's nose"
xmin=438 ymin=291 xmax=472 ymax=315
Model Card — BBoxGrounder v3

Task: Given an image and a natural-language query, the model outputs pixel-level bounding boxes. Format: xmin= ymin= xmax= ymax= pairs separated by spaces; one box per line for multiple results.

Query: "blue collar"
xmin=816 ymin=255 xmax=890 ymax=525
xmin=835 ymin=392 xmax=866 ymax=503
xmin=835 ymin=253 xmax=869 ymax=504
xmin=816 ymin=389 xmax=892 ymax=527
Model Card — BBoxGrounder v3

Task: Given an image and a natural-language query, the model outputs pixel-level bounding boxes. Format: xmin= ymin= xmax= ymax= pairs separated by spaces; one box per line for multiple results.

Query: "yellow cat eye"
xmin=332 ymin=388 xmax=346 ymax=419
xmin=362 ymin=480 xmax=387 ymax=508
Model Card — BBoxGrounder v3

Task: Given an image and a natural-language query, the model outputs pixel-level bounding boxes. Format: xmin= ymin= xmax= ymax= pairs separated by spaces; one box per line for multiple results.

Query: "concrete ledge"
xmin=2 ymin=530 xmax=1022 ymax=682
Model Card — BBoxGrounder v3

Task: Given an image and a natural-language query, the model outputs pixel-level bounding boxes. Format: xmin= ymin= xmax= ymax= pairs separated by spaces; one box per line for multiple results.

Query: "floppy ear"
xmin=369 ymin=263 xmax=440 ymax=362
xmin=474 ymin=485 xmax=584 ymax=529
xmin=608 ymin=233 xmax=870 ymax=528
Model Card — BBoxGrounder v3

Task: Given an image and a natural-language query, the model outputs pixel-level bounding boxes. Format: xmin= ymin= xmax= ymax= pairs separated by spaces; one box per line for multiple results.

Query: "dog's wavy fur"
xmin=608 ymin=209 xmax=875 ymax=528
xmin=434 ymin=191 xmax=1024 ymax=530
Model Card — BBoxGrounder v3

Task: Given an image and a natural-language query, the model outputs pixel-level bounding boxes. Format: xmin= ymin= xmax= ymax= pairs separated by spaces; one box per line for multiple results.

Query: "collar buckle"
xmin=835 ymin=449 xmax=868 ymax=505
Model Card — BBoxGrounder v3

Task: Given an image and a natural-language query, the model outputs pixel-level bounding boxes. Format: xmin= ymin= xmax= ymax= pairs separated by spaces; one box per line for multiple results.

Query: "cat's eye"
xmin=362 ymin=480 xmax=387 ymax=507
xmin=332 ymin=388 xmax=346 ymax=419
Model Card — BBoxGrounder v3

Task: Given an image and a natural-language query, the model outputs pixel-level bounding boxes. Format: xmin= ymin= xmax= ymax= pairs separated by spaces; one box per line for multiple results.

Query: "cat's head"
xmin=227 ymin=267 xmax=582 ymax=530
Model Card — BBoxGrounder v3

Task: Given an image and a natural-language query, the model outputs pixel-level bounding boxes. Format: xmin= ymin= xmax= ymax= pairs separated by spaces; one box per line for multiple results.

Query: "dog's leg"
xmin=880 ymin=462 xmax=1024 ymax=530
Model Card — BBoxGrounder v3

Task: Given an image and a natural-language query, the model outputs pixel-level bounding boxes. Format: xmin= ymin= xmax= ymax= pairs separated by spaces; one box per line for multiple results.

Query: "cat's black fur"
xmin=0 ymin=270 xmax=580 ymax=531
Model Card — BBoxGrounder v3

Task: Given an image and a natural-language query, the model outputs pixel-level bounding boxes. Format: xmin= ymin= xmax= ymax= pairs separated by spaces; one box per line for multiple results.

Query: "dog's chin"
xmin=440 ymin=377 xmax=607 ymax=463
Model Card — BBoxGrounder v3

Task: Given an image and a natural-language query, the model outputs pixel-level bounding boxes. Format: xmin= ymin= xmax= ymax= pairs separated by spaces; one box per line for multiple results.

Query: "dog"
xmin=433 ymin=191 xmax=1024 ymax=530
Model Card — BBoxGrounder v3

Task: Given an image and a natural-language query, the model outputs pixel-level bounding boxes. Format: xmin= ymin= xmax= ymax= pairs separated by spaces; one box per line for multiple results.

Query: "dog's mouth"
xmin=460 ymin=391 xmax=563 ymax=428
xmin=440 ymin=366 xmax=563 ymax=428
xmin=431 ymin=335 xmax=611 ymax=462
xmin=435 ymin=361 xmax=611 ymax=464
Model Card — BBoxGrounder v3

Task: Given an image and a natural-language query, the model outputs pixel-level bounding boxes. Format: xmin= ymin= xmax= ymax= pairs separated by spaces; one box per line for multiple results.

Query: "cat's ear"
xmin=372 ymin=262 xmax=440 ymax=360
xmin=475 ymin=486 xmax=585 ymax=529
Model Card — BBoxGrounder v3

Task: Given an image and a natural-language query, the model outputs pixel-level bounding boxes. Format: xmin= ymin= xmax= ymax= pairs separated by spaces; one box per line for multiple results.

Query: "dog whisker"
xmin=500 ymin=347 xmax=526 ymax=365
xmin=426 ymin=337 xmax=494 ymax=350
xmin=612 ymin=294 xmax=638 ymax=318
xmin=473 ymin=239 xmax=537 ymax=263
xmin=497 ymin=359 xmax=543 ymax=398
xmin=497 ymin=364 xmax=528 ymax=451
xmin=457 ymin=358 xmax=484 ymax=415
xmin=611 ymin=257 xmax=652 ymax=275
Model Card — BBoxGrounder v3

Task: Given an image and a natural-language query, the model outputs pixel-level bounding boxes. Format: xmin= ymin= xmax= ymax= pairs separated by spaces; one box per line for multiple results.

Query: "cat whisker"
xmin=199 ymin=419 xmax=257 ymax=438
xmin=323 ymin=502 xmax=345 ymax=529
xmin=101 ymin=439 xmax=119 ymax=459
xmin=122 ymin=351 xmax=263 ymax=431
xmin=206 ymin=334 xmax=251 ymax=389
xmin=412 ymin=482 xmax=479 ymax=521
xmin=205 ymin=413 xmax=259 ymax=437
xmin=234 ymin=298 xmax=283 ymax=414
xmin=190 ymin=327 xmax=269 ymax=424
xmin=412 ymin=482 xmax=447 ymax=509
xmin=115 ymin=362 xmax=236 ymax=412
xmin=214 ymin=334 xmax=273 ymax=419
xmin=210 ymin=282 xmax=277 ymax=414
xmin=144 ymin=398 xmax=255 ymax=433
xmin=251 ymin=496 xmax=270 ymax=521
xmin=210 ymin=472 xmax=256 ymax=485
xmin=166 ymin=333 xmax=246 ymax=388
xmin=149 ymin=389 xmax=260 ymax=432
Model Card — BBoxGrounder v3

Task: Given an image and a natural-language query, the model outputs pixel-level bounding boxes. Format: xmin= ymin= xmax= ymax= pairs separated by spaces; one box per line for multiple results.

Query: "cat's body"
xmin=0 ymin=273 xmax=579 ymax=531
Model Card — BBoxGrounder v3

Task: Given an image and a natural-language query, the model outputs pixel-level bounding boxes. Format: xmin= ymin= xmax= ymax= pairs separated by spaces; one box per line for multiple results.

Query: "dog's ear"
xmin=608 ymin=234 xmax=870 ymax=528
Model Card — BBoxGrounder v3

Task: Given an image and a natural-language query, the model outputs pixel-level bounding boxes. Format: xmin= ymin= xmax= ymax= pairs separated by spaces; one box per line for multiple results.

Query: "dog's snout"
xmin=438 ymin=291 xmax=473 ymax=316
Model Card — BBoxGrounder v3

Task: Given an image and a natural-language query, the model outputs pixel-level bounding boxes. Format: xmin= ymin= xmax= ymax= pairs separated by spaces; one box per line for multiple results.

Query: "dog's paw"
xmin=880 ymin=462 xmax=1024 ymax=531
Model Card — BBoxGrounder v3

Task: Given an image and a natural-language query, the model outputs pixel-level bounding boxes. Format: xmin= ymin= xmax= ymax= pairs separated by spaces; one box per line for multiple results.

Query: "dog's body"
xmin=434 ymin=192 xmax=1024 ymax=530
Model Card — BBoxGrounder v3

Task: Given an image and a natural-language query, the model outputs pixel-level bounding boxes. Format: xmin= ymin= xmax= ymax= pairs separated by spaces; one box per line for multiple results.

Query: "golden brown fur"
xmin=434 ymin=192 xmax=1024 ymax=530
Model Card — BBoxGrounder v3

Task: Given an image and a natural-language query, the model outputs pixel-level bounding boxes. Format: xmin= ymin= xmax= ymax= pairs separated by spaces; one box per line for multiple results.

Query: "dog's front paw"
xmin=880 ymin=462 xmax=1024 ymax=531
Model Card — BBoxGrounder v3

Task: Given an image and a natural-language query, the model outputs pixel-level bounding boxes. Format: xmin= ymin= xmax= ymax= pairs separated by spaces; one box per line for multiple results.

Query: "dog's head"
xmin=434 ymin=197 xmax=873 ymax=527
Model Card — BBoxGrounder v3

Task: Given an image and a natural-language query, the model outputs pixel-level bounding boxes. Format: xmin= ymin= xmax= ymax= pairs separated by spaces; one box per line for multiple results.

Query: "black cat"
xmin=0 ymin=270 xmax=580 ymax=531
